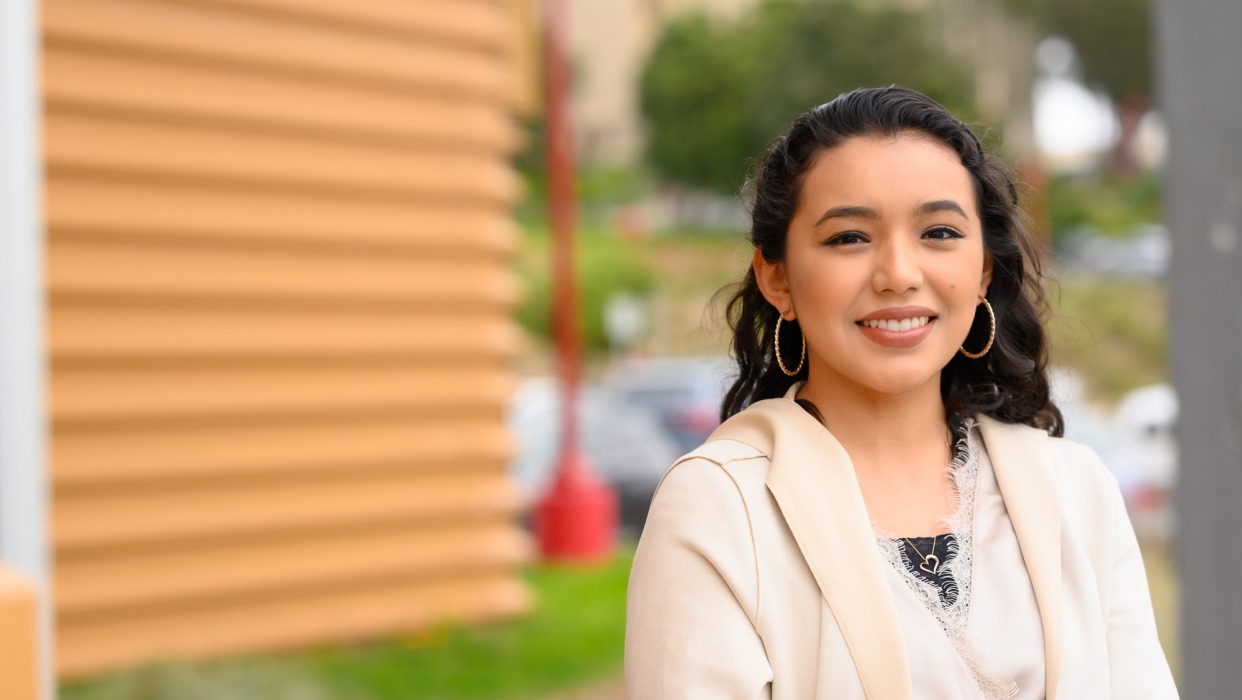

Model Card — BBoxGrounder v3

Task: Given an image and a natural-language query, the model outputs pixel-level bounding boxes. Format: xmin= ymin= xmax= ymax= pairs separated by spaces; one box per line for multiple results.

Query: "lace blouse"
xmin=872 ymin=423 xmax=1047 ymax=700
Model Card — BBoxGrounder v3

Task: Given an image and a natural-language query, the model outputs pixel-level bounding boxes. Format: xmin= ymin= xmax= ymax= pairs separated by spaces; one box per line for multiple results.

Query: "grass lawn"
xmin=60 ymin=548 xmax=634 ymax=700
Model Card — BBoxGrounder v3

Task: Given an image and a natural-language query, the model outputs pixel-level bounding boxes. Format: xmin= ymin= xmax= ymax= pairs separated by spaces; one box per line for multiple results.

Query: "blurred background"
xmin=0 ymin=0 xmax=1224 ymax=698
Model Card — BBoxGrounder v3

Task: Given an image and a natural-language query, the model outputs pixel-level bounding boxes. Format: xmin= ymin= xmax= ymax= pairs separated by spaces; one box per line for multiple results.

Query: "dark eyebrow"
xmin=915 ymin=199 xmax=969 ymax=219
xmin=814 ymin=205 xmax=879 ymax=227
xmin=814 ymin=200 xmax=969 ymax=227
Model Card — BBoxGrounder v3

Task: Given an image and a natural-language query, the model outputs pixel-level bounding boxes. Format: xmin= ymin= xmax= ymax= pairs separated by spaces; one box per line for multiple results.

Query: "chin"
xmin=856 ymin=366 xmax=944 ymax=396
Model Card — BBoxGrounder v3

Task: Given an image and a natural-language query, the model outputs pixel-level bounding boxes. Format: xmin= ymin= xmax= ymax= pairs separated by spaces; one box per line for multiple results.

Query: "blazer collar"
xmin=707 ymin=395 xmax=912 ymax=700
xmin=708 ymin=393 xmax=1063 ymax=700
xmin=975 ymin=414 xmax=1062 ymax=700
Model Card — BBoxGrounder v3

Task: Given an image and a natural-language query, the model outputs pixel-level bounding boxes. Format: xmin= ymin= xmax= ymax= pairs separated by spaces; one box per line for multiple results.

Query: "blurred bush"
xmin=1046 ymin=274 xmax=1167 ymax=401
xmin=516 ymin=227 xmax=656 ymax=351
xmin=1048 ymin=172 xmax=1162 ymax=244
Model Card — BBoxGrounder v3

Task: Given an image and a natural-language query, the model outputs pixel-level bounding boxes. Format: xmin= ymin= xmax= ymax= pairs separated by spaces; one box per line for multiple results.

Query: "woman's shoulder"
xmin=654 ymin=438 xmax=771 ymax=504
xmin=975 ymin=413 xmax=1122 ymax=504
xmin=651 ymin=396 xmax=799 ymax=495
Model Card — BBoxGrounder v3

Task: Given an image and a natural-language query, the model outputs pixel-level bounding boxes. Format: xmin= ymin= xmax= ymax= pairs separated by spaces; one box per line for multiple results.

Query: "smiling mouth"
xmin=857 ymin=316 xmax=934 ymax=332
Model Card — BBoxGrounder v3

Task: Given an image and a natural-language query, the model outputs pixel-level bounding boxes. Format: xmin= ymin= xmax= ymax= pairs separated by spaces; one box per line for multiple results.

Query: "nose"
xmin=872 ymin=234 xmax=923 ymax=294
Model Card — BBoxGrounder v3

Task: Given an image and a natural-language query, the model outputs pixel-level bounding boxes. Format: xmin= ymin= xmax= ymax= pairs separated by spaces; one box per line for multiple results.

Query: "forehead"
xmin=796 ymin=134 xmax=976 ymax=218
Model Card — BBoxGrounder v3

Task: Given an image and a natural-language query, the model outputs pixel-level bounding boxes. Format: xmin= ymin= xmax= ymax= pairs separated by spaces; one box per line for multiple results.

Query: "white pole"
xmin=0 ymin=0 xmax=51 ymax=695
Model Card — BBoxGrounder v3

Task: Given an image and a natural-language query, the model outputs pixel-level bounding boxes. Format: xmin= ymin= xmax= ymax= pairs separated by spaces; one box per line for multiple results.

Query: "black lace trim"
xmin=893 ymin=534 xmax=959 ymax=607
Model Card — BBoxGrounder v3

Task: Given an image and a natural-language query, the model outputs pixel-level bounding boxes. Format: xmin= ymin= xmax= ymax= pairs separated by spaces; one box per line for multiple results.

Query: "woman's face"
xmin=755 ymin=132 xmax=992 ymax=398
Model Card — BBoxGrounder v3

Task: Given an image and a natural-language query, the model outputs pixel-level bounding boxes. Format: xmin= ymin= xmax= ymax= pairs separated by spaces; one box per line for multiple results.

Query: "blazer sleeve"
xmin=625 ymin=456 xmax=773 ymax=699
xmin=1093 ymin=449 xmax=1180 ymax=698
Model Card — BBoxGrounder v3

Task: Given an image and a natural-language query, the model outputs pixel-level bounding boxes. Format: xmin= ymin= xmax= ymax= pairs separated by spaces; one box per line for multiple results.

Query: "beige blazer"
xmin=625 ymin=396 xmax=1179 ymax=699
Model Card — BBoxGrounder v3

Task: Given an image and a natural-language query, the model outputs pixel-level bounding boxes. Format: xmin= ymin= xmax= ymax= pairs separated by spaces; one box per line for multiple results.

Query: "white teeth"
xmin=863 ymin=316 xmax=930 ymax=331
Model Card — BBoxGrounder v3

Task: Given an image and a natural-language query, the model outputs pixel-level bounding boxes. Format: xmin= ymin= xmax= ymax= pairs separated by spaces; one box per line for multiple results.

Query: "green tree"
xmin=640 ymin=0 xmax=978 ymax=195
xmin=638 ymin=13 xmax=757 ymax=195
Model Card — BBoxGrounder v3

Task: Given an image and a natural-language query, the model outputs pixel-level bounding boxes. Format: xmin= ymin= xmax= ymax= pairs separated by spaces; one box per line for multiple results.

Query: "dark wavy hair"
xmin=720 ymin=86 xmax=1063 ymax=437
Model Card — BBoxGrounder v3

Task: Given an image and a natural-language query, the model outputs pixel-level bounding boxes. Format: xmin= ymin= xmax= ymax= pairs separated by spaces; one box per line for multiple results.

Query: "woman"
xmin=625 ymin=87 xmax=1178 ymax=699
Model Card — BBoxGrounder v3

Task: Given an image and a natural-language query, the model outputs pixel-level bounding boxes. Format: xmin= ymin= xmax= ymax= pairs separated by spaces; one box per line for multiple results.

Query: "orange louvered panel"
xmin=44 ymin=0 xmax=528 ymax=678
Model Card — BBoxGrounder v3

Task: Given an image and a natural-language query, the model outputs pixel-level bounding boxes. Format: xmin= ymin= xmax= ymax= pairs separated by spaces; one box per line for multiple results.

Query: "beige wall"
xmin=43 ymin=0 xmax=529 ymax=678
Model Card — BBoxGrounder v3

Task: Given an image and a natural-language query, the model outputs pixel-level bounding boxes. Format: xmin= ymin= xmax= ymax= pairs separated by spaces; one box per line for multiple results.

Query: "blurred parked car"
xmin=606 ymin=355 xmax=736 ymax=452
xmin=1058 ymin=223 xmax=1169 ymax=278
xmin=1112 ymin=383 xmax=1178 ymax=492
xmin=506 ymin=377 xmax=683 ymax=534
xmin=1055 ymin=370 xmax=1178 ymax=538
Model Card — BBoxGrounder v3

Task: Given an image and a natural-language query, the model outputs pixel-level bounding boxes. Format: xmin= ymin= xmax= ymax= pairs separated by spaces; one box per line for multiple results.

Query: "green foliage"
xmin=1047 ymin=172 xmax=1162 ymax=242
xmin=640 ymin=0 xmax=979 ymax=194
xmin=62 ymin=549 xmax=635 ymax=700
xmin=639 ymin=13 xmax=758 ymax=195
xmin=517 ymin=227 xmax=657 ymax=351
xmin=1047 ymin=274 xmax=1167 ymax=401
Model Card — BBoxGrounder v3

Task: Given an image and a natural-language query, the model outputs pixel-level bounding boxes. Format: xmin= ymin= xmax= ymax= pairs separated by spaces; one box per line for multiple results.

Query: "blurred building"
xmin=3 ymin=0 xmax=532 ymax=686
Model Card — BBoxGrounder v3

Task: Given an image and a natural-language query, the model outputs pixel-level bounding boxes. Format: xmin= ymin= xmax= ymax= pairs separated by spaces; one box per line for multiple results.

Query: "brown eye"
xmin=923 ymin=226 xmax=964 ymax=240
xmin=826 ymin=231 xmax=868 ymax=246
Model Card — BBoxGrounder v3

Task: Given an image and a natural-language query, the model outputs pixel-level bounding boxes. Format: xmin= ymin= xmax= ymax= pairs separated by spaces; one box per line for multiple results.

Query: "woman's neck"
xmin=797 ymin=372 xmax=958 ymax=536
xmin=795 ymin=372 xmax=949 ymax=468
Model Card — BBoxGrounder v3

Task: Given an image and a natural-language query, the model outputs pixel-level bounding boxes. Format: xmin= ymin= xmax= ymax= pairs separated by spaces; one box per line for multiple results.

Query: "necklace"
xmin=902 ymin=428 xmax=955 ymax=576
xmin=904 ymin=535 xmax=940 ymax=575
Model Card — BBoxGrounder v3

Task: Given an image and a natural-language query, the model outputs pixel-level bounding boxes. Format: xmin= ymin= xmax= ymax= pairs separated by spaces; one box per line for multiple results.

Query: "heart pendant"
xmin=919 ymin=554 xmax=940 ymax=575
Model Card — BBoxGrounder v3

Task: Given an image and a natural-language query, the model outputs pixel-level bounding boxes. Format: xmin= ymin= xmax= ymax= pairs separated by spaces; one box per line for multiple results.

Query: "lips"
xmin=855 ymin=307 xmax=937 ymax=348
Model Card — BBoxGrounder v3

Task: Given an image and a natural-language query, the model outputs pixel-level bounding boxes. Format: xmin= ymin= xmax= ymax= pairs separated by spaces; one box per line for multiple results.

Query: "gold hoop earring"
xmin=959 ymin=298 xmax=996 ymax=359
xmin=775 ymin=315 xmax=805 ymax=376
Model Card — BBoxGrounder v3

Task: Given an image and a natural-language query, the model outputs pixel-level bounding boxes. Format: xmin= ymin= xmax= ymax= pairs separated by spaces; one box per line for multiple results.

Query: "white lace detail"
xmin=871 ymin=422 xmax=1019 ymax=700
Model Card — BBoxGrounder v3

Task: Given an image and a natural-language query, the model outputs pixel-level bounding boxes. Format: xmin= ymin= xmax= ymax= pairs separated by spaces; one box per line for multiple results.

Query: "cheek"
xmin=787 ymin=257 xmax=833 ymax=304
xmin=953 ymin=247 xmax=988 ymax=294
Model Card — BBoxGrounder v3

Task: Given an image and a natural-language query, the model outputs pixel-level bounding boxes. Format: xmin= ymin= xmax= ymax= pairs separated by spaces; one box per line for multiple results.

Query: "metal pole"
xmin=545 ymin=0 xmax=582 ymax=467
xmin=534 ymin=0 xmax=618 ymax=562
xmin=0 ymin=0 xmax=51 ymax=695
xmin=1157 ymin=0 xmax=1242 ymax=694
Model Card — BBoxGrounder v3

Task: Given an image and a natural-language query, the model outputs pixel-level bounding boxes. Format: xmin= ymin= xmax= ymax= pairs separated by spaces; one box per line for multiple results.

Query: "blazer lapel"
xmin=708 ymin=398 xmax=912 ymax=700
xmin=976 ymin=415 xmax=1063 ymax=700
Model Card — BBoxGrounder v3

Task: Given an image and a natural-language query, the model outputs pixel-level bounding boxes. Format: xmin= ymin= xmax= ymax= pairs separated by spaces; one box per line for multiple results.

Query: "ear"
xmin=753 ymin=248 xmax=794 ymax=318
xmin=978 ymin=251 xmax=994 ymax=300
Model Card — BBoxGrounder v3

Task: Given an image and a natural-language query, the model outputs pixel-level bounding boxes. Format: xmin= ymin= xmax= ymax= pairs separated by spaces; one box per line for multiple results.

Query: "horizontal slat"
xmin=169 ymin=0 xmax=510 ymax=51
xmin=51 ymin=361 xmax=514 ymax=423
xmin=57 ymin=571 xmax=529 ymax=678
xmin=49 ymin=307 xmax=521 ymax=361
xmin=46 ymin=176 xmax=516 ymax=254
xmin=55 ymin=471 xmax=523 ymax=550
xmin=53 ymin=413 xmax=514 ymax=486
xmin=45 ymin=113 xmax=519 ymax=203
xmin=57 ymin=520 xmax=531 ymax=615
xmin=45 ymin=47 xmax=519 ymax=151
xmin=48 ymin=239 xmax=518 ymax=307
xmin=43 ymin=0 xmax=507 ymax=98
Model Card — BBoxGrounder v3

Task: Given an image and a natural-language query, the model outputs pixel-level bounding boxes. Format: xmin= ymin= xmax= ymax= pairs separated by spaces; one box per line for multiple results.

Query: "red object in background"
xmin=534 ymin=0 xmax=617 ymax=562
xmin=535 ymin=451 xmax=618 ymax=562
